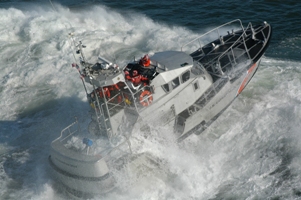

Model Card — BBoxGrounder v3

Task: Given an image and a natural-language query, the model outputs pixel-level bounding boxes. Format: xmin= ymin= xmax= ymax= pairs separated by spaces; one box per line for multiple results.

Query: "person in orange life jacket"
xmin=97 ymin=87 xmax=110 ymax=99
xmin=139 ymin=54 xmax=151 ymax=67
xmin=108 ymin=84 xmax=120 ymax=92
xmin=124 ymin=70 xmax=132 ymax=81
xmin=125 ymin=70 xmax=149 ymax=86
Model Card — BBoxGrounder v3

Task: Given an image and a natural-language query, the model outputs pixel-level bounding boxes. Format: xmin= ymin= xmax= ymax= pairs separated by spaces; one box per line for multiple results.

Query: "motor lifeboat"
xmin=49 ymin=19 xmax=272 ymax=197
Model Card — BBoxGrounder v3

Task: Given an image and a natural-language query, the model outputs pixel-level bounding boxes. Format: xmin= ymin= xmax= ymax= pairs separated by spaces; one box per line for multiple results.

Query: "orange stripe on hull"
xmin=237 ymin=63 xmax=258 ymax=95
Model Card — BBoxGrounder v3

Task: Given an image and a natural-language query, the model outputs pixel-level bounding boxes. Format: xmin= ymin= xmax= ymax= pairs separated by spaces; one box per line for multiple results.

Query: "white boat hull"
xmin=49 ymin=155 xmax=115 ymax=197
xmin=49 ymin=19 xmax=272 ymax=197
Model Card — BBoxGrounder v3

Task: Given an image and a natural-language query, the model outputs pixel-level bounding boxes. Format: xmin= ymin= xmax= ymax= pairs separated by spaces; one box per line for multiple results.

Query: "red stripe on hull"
xmin=237 ymin=63 xmax=258 ymax=95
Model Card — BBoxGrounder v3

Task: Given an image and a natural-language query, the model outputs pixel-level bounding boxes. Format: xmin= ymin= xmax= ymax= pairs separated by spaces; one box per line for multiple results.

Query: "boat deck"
xmin=190 ymin=24 xmax=270 ymax=82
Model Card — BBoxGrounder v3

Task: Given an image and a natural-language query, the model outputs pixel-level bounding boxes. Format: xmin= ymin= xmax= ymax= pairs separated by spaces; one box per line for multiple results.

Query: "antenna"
xmin=76 ymin=41 xmax=87 ymax=65
xmin=49 ymin=0 xmax=57 ymax=12
xmin=48 ymin=0 xmax=89 ymax=94
xmin=49 ymin=0 xmax=82 ymax=64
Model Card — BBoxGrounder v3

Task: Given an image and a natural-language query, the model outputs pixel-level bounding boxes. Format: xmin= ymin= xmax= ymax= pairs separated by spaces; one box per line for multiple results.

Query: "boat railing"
xmin=106 ymin=83 xmax=153 ymax=113
xmin=89 ymin=89 xmax=136 ymax=159
xmin=90 ymin=86 xmax=138 ymax=139
xmin=89 ymin=83 xmax=153 ymax=142
xmin=53 ymin=119 xmax=132 ymax=162
xmin=95 ymin=90 xmax=136 ymax=115
xmin=91 ymin=88 xmax=112 ymax=139
xmin=216 ymin=22 xmax=261 ymax=74
xmin=216 ymin=27 xmax=250 ymax=75
xmin=181 ymin=19 xmax=244 ymax=52
xmin=53 ymin=119 xmax=80 ymax=143
xmin=91 ymin=85 xmax=132 ymax=139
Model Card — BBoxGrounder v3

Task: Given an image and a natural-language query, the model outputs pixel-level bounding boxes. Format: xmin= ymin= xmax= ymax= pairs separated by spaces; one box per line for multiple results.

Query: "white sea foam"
xmin=0 ymin=3 xmax=301 ymax=200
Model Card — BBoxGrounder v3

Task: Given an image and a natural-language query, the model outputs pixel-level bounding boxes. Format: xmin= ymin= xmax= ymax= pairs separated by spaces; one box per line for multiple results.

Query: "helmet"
xmin=132 ymin=70 xmax=138 ymax=77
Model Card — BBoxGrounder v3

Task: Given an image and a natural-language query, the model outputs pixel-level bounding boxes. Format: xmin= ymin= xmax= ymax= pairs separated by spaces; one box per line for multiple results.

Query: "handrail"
xmin=51 ymin=119 xmax=79 ymax=145
xmin=181 ymin=19 xmax=244 ymax=52
xmin=53 ymin=119 xmax=132 ymax=162
xmin=216 ymin=22 xmax=254 ymax=73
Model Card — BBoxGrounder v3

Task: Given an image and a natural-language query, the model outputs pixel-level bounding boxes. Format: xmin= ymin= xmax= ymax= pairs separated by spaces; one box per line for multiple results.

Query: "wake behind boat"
xmin=49 ymin=19 xmax=272 ymax=197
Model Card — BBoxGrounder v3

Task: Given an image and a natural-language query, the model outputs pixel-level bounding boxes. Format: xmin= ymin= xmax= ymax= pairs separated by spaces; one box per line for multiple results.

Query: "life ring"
xmin=139 ymin=90 xmax=153 ymax=107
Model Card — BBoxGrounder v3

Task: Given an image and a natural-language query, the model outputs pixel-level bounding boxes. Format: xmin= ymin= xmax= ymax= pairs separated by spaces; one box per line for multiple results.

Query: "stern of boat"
xmin=48 ymin=120 xmax=131 ymax=196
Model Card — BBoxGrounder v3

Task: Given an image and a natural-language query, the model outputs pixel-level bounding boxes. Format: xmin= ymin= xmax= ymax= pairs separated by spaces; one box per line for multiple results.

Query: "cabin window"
xmin=193 ymin=81 xmax=199 ymax=91
xmin=172 ymin=77 xmax=180 ymax=89
xmin=181 ymin=70 xmax=190 ymax=83
xmin=162 ymin=83 xmax=170 ymax=93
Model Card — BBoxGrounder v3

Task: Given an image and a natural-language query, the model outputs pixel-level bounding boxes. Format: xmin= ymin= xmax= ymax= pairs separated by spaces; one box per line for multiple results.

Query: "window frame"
xmin=181 ymin=70 xmax=191 ymax=83
xmin=171 ymin=77 xmax=180 ymax=89
xmin=162 ymin=83 xmax=170 ymax=93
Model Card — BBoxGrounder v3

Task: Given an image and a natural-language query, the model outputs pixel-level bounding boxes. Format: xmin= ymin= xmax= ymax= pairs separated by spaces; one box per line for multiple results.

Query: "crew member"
xmin=139 ymin=54 xmax=151 ymax=67
xmin=97 ymin=87 xmax=110 ymax=99
xmin=124 ymin=70 xmax=132 ymax=81
xmin=127 ymin=70 xmax=149 ymax=86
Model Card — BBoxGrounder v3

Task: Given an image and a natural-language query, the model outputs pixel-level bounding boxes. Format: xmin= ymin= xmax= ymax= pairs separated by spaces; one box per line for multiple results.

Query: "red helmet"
xmin=132 ymin=70 xmax=138 ymax=77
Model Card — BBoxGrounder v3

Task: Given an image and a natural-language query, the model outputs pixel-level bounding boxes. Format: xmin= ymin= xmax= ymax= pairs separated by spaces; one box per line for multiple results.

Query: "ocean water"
xmin=0 ymin=0 xmax=301 ymax=199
